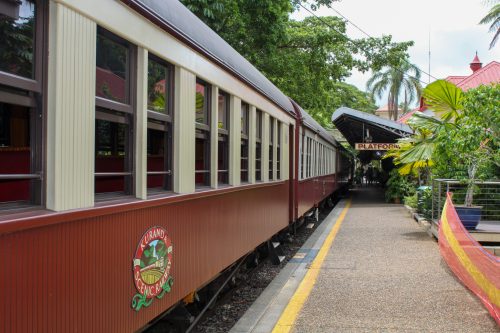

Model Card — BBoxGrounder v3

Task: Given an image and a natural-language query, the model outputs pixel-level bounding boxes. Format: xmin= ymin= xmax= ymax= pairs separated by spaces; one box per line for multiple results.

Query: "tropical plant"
xmin=384 ymin=79 xmax=464 ymax=182
xmin=367 ymin=61 xmax=422 ymax=121
xmin=384 ymin=120 xmax=434 ymax=183
xmin=433 ymin=84 xmax=500 ymax=207
xmin=403 ymin=192 xmax=418 ymax=208
xmin=479 ymin=0 xmax=500 ymax=49
xmin=399 ymin=81 xmax=499 ymax=207
xmin=385 ymin=169 xmax=416 ymax=203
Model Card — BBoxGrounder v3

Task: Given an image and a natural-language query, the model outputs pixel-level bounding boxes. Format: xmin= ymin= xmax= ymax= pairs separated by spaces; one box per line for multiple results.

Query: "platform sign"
xmin=355 ymin=143 xmax=400 ymax=150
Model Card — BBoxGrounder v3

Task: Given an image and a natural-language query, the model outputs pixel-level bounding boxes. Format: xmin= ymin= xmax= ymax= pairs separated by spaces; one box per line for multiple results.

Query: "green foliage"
xmin=180 ymin=0 xmax=413 ymax=127
xmin=479 ymin=2 xmax=500 ymax=49
xmin=367 ymin=61 xmax=422 ymax=121
xmin=422 ymin=80 xmax=463 ymax=122
xmin=0 ymin=10 xmax=35 ymax=78
xmin=403 ymin=192 xmax=417 ymax=208
xmin=432 ymin=84 xmax=500 ymax=206
xmin=384 ymin=123 xmax=434 ymax=177
xmin=385 ymin=169 xmax=416 ymax=203
xmin=418 ymin=187 xmax=432 ymax=219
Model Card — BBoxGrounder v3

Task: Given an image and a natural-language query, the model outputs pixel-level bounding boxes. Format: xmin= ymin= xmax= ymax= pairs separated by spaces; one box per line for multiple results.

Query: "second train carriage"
xmin=0 ymin=0 xmax=351 ymax=331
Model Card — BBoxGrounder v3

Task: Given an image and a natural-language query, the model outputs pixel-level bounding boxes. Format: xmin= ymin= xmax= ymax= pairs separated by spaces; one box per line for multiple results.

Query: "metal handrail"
xmin=0 ymin=174 xmax=41 ymax=180
xmin=95 ymin=172 xmax=132 ymax=177
xmin=146 ymin=171 xmax=172 ymax=175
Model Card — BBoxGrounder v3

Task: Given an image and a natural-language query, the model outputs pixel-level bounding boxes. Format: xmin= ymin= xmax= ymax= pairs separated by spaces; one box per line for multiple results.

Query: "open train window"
xmin=255 ymin=109 xmax=262 ymax=182
xmin=277 ymin=121 xmax=281 ymax=180
xmin=217 ymin=91 xmax=229 ymax=185
xmin=146 ymin=54 xmax=173 ymax=194
xmin=95 ymin=27 xmax=135 ymax=198
xmin=269 ymin=116 xmax=274 ymax=181
xmin=195 ymin=79 xmax=210 ymax=187
xmin=0 ymin=0 xmax=44 ymax=208
xmin=306 ymin=137 xmax=309 ymax=178
xmin=300 ymin=133 xmax=305 ymax=180
xmin=240 ymin=102 xmax=249 ymax=183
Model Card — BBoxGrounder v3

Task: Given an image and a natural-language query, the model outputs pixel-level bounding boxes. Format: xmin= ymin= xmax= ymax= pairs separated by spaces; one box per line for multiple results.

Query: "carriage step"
xmin=268 ymin=240 xmax=285 ymax=265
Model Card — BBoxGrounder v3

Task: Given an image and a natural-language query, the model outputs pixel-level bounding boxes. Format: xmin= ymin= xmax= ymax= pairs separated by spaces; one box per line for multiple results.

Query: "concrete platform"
xmin=232 ymin=187 xmax=499 ymax=333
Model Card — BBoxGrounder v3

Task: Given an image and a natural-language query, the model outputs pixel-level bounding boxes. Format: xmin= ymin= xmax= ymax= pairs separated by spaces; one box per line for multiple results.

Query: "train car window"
xmin=196 ymin=79 xmax=209 ymax=126
xmin=146 ymin=55 xmax=174 ymax=193
xmin=0 ymin=0 xmax=44 ymax=208
xmin=96 ymin=29 xmax=130 ymax=104
xmin=300 ymin=133 xmax=304 ymax=180
xmin=0 ymin=0 xmax=35 ymax=79
xmin=217 ymin=91 xmax=229 ymax=185
xmin=195 ymin=79 xmax=210 ymax=186
xmin=240 ymin=103 xmax=249 ymax=183
xmin=95 ymin=27 xmax=135 ymax=197
xmin=307 ymin=138 xmax=312 ymax=178
xmin=255 ymin=109 xmax=262 ymax=181
xmin=277 ymin=121 xmax=281 ymax=180
xmin=268 ymin=116 xmax=274 ymax=180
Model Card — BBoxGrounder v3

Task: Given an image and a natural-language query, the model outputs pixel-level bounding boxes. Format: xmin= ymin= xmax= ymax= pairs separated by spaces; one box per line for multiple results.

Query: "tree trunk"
xmin=387 ymin=94 xmax=393 ymax=120
xmin=393 ymin=92 xmax=399 ymax=121
xmin=404 ymin=89 xmax=408 ymax=114
xmin=465 ymin=163 xmax=478 ymax=207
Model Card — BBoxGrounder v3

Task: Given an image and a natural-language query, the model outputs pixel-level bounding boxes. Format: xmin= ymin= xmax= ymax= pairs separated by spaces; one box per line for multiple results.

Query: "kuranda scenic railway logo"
xmin=132 ymin=226 xmax=173 ymax=311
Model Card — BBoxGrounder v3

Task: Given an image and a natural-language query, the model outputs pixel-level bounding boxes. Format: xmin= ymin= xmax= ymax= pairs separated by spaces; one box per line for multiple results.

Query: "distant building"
xmin=374 ymin=104 xmax=402 ymax=120
xmin=398 ymin=53 xmax=500 ymax=124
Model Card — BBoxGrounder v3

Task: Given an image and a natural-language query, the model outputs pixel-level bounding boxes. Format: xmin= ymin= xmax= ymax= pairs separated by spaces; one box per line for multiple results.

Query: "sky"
xmin=292 ymin=0 xmax=500 ymax=107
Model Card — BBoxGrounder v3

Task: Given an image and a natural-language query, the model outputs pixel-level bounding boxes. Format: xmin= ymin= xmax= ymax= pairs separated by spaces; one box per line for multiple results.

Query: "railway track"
xmin=145 ymin=199 xmax=337 ymax=333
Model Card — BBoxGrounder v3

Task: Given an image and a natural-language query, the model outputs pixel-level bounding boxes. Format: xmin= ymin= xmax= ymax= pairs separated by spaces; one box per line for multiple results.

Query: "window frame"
xmin=146 ymin=54 xmax=174 ymax=193
xmin=217 ymin=90 xmax=229 ymax=185
xmin=195 ymin=78 xmax=211 ymax=187
xmin=94 ymin=27 xmax=137 ymax=198
xmin=0 ymin=0 xmax=46 ymax=208
xmin=255 ymin=109 xmax=263 ymax=182
xmin=0 ymin=0 xmax=44 ymax=93
xmin=240 ymin=102 xmax=249 ymax=183
xmin=268 ymin=116 xmax=274 ymax=181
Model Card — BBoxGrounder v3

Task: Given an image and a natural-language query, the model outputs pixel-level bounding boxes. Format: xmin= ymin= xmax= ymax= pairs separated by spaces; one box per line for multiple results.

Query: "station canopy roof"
xmin=331 ymin=107 xmax=413 ymax=163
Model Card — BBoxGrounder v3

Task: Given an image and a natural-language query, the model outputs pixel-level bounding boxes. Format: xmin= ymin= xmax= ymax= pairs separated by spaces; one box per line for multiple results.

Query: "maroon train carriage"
xmin=0 ymin=0 xmax=351 ymax=332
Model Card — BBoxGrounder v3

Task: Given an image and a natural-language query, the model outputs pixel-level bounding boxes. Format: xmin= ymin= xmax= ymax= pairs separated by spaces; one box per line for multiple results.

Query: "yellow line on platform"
xmin=272 ymin=199 xmax=352 ymax=333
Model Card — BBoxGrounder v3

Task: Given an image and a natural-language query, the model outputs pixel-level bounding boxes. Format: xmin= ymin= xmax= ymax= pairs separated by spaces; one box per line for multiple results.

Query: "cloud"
xmin=292 ymin=0 xmax=500 ymax=106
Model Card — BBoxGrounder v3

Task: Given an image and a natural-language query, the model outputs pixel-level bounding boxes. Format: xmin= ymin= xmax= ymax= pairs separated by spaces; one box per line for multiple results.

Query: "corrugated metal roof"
xmin=123 ymin=0 xmax=295 ymax=115
xmin=398 ymin=61 xmax=500 ymax=123
xmin=456 ymin=61 xmax=500 ymax=91
xmin=445 ymin=76 xmax=467 ymax=85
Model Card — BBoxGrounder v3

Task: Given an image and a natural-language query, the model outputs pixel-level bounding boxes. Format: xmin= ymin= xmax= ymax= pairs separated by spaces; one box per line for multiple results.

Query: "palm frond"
xmin=422 ymin=80 xmax=463 ymax=122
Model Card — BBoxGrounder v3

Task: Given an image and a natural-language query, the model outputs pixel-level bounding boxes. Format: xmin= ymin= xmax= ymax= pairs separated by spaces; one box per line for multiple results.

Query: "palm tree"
xmin=384 ymin=80 xmax=463 ymax=184
xmin=367 ymin=62 xmax=422 ymax=121
xmin=479 ymin=1 xmax=500 ymax=49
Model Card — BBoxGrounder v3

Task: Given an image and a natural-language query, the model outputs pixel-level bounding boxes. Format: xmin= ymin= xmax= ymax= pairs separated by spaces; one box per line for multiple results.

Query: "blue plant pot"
xmin=455 ymin=206 xmax=482 ymax=230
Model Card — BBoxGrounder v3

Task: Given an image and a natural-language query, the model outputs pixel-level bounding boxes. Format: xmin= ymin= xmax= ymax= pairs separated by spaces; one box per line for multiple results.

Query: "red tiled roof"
xmin=456 ymin=61 xmax=500 ymax=91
